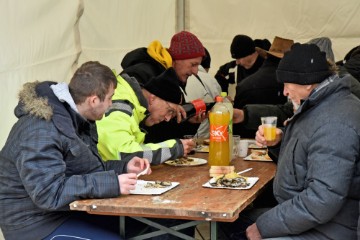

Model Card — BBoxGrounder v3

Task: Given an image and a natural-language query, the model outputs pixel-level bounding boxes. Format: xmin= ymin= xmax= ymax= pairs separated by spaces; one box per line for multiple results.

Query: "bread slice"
xmin=209 ymin=166 xmax=235 ymax=177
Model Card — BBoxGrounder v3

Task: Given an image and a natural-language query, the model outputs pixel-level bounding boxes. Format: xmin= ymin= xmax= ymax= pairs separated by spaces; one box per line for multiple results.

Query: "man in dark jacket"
xmin=247 ymin=43 xmax=360 ymax=240
xmin=232 ymin=36 xmax=293 ymax=138
xmin=215 ymin=35 xmax=270 ymax=94
xmin=121 ymin=31 xmax=207 ymax=142
xmin=0 ymin=61 xmax=151 ymax=240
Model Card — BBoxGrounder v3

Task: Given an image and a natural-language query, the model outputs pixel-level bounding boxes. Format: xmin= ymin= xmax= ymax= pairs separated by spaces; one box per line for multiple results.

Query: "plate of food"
xmin=247 ymin=139 xmax=266 ymax=149
xmin=164 ymin=157 xmax=207 ymax=166
xmin=130 ymin=180 xmax=179 ymax=195
xmin=244 ymin=149 xmax=272 ymax=161
xmin=203 ymin=172 xmax=259 ymax=190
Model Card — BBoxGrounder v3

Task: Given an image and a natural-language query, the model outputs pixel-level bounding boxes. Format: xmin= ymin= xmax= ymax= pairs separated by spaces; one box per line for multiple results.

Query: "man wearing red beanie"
xmin=120 ymin=31 xmax=207 ymax=143
xmin=121 ymin=30 xmax=205 ymax=88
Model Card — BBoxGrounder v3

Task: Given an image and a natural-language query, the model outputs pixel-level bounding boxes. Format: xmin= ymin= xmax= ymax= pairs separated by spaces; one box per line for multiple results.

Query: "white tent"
xmin=1 ymin=0 xmax=360 ymax=148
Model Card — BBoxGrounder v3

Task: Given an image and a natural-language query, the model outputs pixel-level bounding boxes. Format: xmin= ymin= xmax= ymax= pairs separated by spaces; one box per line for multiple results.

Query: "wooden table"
xmin=70 ymin=153 xmax=276 ymax=239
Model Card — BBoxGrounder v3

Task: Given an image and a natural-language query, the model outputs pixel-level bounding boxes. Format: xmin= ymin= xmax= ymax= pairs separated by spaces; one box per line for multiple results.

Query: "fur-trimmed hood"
xmin=14 ymin=81 xmax=84 ymax=139
xmin=15 ymin=81 xmax=53 ymax=120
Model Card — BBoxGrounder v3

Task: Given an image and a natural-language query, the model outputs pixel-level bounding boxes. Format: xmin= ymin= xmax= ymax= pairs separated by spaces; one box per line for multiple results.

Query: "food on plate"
xmin=250 ymin=150 xmax=271 ymax=160
xmin=166 ymin=157 xmax=194 ymax=165
xmin=209 ymin=171 xmax=249 ymax=188
xmin=144 ymin=181 xmax=172 ymax=188
xmin=209 ymin=166 xmax=235 ymax=177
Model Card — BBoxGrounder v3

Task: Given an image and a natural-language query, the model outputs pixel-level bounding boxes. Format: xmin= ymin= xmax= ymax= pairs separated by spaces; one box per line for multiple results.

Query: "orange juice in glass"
xmin=261 ymin=117 xmax=277 ymax=141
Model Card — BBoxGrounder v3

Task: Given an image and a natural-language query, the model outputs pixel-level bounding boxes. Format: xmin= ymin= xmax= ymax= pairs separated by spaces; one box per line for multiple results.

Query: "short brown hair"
xmin=69 ymin=61 xmax=117 ymax=104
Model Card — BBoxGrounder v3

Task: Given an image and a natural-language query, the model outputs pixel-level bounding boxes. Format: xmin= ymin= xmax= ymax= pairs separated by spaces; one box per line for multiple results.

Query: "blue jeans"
xmin=43 ymin=213 xmax=124 ymax=240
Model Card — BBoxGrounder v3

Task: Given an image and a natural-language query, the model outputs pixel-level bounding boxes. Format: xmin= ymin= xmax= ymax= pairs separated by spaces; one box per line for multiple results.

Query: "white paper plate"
xmin=244 ymin=151 xmax=273 ymax=162
xmin=247 ymin=140 xmax=266 ymax=149
xmin=164 ymin=157 xmax=207 ymax=166
xmin=130 ymin=180 xmax=179 ymax=195
xmin=202 ymin=177 xmax=259 ymax=190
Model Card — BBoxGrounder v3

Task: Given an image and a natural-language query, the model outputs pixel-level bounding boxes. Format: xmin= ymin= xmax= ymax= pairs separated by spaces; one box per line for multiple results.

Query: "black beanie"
xmin=201 ymin=48 xmax=211 ymax=69
xmin=276 ymin=43 xmax=332 ymax=85
xmin=230 ymin=35 xmax=255 ymax=59
xmin=143 ymin=68 xmax=182 ymax=104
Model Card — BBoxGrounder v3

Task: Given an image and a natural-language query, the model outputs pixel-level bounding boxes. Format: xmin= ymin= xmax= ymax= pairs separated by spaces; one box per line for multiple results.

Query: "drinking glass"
xmin=261 ymin=116 xmax=277 ymax=141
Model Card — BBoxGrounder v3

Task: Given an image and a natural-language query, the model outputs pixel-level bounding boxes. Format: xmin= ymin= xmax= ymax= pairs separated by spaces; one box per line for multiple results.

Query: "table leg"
xmin=119 ymin=216 xmax=201 ymax=240
xmin=119 ymin=216 xmax=126 ymax=238
xmin=210 ymin=221 xmax=218 ymax=240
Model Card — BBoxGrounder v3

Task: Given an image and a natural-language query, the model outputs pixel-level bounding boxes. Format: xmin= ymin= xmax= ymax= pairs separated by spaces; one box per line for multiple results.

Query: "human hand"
xmin=187 ymin=111 xmax=207 ymax=124
xmin=233 ymin=108 xmax=245 ymax=124
xmin=246 ymin=223 xmax=262 ymax=240
xmin=255 ymin=125 xmax=282 ymax=147
xmin=117 ymin=173 xmax=137 ymax=195
xmin=174 ymin=105 xmax=187 ymax=123
xmin=180 ymin=138 xmax=196 ymax=156
xmin=127 ymin=157 xmax=152 ymax=176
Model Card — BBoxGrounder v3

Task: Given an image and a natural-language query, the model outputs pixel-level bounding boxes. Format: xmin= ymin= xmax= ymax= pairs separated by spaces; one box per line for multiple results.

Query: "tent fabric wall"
xmin=0 ymin=0 xmax=359 ymax=150
xmin=0 ymin=0 xmax=176 ymax=149
xmin=189 ymin=0 xmax=360 ymax=75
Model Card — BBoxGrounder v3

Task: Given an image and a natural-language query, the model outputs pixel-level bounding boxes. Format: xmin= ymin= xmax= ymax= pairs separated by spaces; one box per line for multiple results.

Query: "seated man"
xmin=246 ymin=43 xmax=360 ymax=240
xmin=0 ymin=61 xmax=151 ymax=240
xmin=232 ymin=36 xmax=293 ymax=138
xmin=97 ymin=67 xmax=195 ymax=164
xmin=215 ymin=34 xmax=270 ymax=95
xmin=121 ymin=31 xmax=208 ymax=142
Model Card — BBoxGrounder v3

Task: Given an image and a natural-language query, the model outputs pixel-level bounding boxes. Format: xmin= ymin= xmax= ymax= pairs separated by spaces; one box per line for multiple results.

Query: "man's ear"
xmin=87 ymin=95 xmax=99 ymax=106
xmin=148 ymin=94 xmax=156 ymax=105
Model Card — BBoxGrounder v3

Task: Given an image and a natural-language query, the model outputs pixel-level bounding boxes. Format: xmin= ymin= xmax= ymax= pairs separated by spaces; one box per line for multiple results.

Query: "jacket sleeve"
xmin=97 ymin=109 xmax=184 ymax=165
xmin=256 ymin=122 xmax=359 ymax=237
xmin=17 ymin=122 xmax=120 ymax=211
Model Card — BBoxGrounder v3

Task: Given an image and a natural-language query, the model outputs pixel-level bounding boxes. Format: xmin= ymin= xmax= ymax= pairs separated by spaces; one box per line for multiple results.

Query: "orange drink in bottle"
xmin=209 ymin=97 xmax=230 ymax=166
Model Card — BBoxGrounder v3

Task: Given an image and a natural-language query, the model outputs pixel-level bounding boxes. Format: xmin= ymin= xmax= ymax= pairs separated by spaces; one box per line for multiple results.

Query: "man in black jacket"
xmin=215 ymin=35 xmax=270 ymax=94
xmin=120 ymin=31 xmax=207 ymax=143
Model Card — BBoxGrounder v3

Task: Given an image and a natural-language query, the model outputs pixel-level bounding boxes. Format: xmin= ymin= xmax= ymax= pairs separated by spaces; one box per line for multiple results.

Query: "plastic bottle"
xmin=208 ymin=96 xmax=230 ymax=166
xmin=220 ymin=92 xmax=234 ymax=160
xmin=181 ymin=99 xmax=215 ymax=122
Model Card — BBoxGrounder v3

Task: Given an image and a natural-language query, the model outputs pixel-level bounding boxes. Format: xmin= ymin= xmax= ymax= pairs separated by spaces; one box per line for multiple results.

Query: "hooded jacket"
xmin=0 ymin=81 xmax=129 ymax=240
xmin=256 ymin=75 xmax=360 ymax=239
xmin=96 ymin=74 xmax=184 ymax=164
xmin=121 ymin=40 xmax=171 ymax=86
xmin=120 ymin=40 xmax=200 ymax=142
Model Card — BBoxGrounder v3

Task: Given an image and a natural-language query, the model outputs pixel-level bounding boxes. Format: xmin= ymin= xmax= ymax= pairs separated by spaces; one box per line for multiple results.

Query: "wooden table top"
xmin=70 ymin=153 xmax=276 ymax=222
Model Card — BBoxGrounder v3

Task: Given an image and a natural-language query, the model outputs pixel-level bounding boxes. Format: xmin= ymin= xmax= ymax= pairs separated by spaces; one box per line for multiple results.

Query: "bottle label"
xmin=210 ymin=124 xmax=228 ymax=142
xmin=191 ymin=99 xmax=206 ymax=116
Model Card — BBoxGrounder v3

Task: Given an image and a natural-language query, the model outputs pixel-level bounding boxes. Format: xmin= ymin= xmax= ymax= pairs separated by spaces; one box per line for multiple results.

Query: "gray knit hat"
xmin=307 ymin=37 xmax=335 ymax=63
xmin=276 ymin=43 xmax=332 ymax=85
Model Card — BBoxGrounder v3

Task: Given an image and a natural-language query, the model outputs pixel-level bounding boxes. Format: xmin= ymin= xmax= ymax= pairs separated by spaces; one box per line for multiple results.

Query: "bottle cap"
xmin=220 ymin=92 xmax=227 ymax=97
xmin=215 ymin=96 xmax=223 ymax=102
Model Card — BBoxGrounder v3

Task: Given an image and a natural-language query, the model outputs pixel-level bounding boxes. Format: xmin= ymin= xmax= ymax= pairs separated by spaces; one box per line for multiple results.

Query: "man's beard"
xmin=292 ymin=100 xmax=301 ymax=112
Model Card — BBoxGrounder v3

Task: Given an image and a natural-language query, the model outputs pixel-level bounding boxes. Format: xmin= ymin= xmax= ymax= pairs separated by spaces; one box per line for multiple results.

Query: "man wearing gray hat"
xmin=247 ymin=43 xmax=360 ymax=240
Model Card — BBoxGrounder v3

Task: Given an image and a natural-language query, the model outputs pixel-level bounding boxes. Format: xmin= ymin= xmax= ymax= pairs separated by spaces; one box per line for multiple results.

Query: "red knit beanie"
xmin=168 ymin=31 xmax=205 ymax=60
